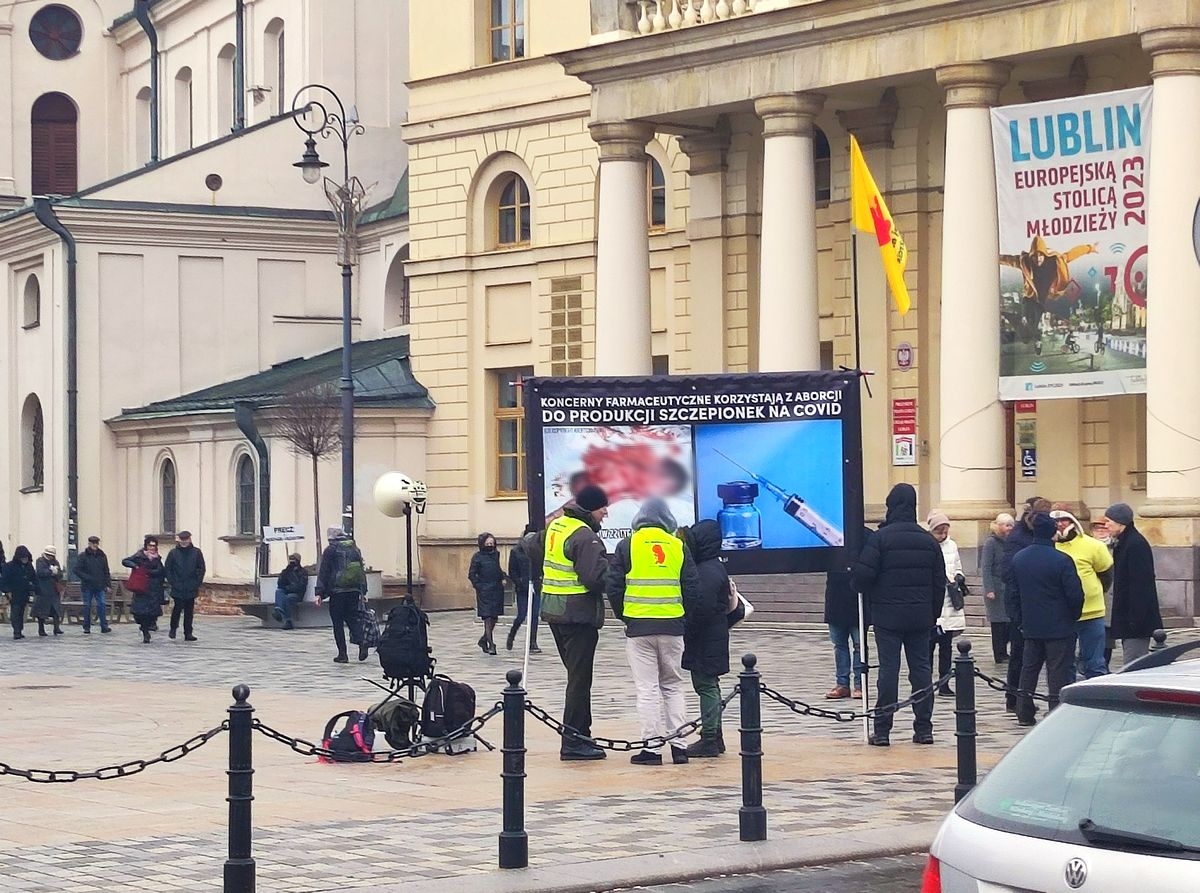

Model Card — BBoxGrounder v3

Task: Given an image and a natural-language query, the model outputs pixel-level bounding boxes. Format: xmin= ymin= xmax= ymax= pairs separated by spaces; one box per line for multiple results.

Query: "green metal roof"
xmin=118 ymin=335 xmax=433 ymax=419
xmin=360 ymin=169 xmax=409 ymax=226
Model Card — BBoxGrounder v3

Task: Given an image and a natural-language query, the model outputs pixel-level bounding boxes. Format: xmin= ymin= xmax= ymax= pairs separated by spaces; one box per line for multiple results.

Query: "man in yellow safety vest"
xmin=608 ymin=498 xmax=701 ymax=766
xmin=530 ymin=484 xmax=611 ymax=760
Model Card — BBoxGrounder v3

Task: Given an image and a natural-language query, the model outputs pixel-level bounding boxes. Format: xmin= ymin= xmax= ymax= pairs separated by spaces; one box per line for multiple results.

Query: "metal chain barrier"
xmin=758 ymin=672 xmax=955 ymax=723
xmin=524 ymin=685 xmax=741 ymax=752
xmin=0 ymin=721 xmax=230 ymax=783
xmin=972 ymin=667 xmax=1051 ymax=703
xmin=251 ymin=703 xmax=504 ymax=763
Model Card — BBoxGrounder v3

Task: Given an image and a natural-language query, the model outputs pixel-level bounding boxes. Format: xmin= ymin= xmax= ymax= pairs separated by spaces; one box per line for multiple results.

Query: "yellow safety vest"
xmin=623 ymin=527 xmax=684 ymax=619
xmin=542 ymin=515 xmax=589 ymax=600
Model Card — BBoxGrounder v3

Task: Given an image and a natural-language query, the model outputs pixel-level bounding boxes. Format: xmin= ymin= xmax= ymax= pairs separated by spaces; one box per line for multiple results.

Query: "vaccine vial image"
xmin=717 ymin=481 xmax=763 ymax=550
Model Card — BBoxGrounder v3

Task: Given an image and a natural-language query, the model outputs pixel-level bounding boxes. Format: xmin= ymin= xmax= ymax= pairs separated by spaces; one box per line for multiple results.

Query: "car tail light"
xmin=1136 ymin=689 xmax=1200 ymax=707
xmin=921 ymin=854 xmax=942 ymax=893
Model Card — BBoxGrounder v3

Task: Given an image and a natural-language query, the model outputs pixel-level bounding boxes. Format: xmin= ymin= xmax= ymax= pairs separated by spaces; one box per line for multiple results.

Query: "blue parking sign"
xmin=1021 ymin=447 xmax=1037 ymax=478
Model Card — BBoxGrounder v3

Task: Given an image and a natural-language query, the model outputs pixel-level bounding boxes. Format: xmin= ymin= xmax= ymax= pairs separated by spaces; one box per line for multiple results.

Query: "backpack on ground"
xmin=328 ymin=540 xmax=367 ymax=592
xmin=421 ymin=675 xmax=477 ymax=754
xmin=349 ymin=597 xmax=380 ymax=648
xmin=369 ymin=697 xmax=421 ymax=750
xmin=318 ymin=710 xmax=375 ymax=763
xmin=377 ymin=598 xmax=432 ymax=680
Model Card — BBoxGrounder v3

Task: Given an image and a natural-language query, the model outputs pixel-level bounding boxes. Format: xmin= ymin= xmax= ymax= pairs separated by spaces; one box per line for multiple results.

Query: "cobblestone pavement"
xmin=621 ymin=854 xmax=927 ymax=892
xmin=1 ymin=612 xmax=1193 ymax=892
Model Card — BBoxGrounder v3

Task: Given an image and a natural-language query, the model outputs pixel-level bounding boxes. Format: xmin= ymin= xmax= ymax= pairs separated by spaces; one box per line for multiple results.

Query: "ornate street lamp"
xmin=291 ymin=84 xmax=369 ymax=535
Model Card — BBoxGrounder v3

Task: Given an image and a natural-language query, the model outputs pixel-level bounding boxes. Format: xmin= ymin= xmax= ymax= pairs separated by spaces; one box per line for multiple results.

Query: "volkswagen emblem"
xmin=1064 ymin=857 xmax=1088 ymax=888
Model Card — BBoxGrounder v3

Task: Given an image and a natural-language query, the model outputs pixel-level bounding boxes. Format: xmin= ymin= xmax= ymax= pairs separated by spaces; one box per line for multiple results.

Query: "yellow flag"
xmin=849 ymin=134 xmax=911 ymax=315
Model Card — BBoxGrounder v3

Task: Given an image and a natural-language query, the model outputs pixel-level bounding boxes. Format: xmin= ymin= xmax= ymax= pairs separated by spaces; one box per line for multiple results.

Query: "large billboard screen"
xmin=524 ymin=371 xmax=864 ymax=575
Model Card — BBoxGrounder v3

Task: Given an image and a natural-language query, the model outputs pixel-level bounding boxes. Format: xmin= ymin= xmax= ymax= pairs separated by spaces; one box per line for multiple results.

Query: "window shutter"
xmin=31 ymin=121 xmax=77 ymax=195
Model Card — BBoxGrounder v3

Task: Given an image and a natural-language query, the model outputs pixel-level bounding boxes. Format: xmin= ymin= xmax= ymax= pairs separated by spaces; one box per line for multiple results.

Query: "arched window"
xmin=647 ymin=157 xmax=666 ymax=229
xmin=160 ymin=459 xmax=177 ymax=535
xmin=174 ymin=67 xmax=193 ymax=152
xmin=495 ymin=174 xmax=531 ymax=248
xmin=384 ymin=244 xmax=411 ymax=327
xmin=23 ymin=274 xmax=41 ymax=328
xmin=21 ymin=394 xmax=44 ymax=491
xmin=135 ymin=86 xmax=152 ymax=166
xmin=814 ymin=127 xmax=831 ymax=204
xmin=264 ymin=19 xmax=285 ymax=115
xmin=217 ymin=44 xmax=236 ymax=135
xmin=31 ymin=92 xmax=78 ymax=195
xmin=235 ymin=454 xmax=256 ymax=535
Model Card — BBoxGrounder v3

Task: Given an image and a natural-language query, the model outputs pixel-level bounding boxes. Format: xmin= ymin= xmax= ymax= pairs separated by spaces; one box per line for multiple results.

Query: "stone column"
xmin=754 ymin=93 xmax=824 ymax=372
xmin=1142 ymin=29 xmax=1200 ymax=514
xmin=935 ymin=62 xmax=1011 ymax=518
xmin=591 ymin=121 xmax=654 ymax=376
xmin=679 ymin=125 xmax=730 ymax=373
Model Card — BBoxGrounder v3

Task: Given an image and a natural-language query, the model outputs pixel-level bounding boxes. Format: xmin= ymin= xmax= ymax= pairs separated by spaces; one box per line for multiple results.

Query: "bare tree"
xmin=273 ymin=383 xmax=341 ymax=556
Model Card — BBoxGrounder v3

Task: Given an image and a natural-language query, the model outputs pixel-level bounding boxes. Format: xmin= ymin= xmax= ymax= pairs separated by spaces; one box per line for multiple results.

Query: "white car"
xmin=923 ymin=640 xmax=1200 ymax=892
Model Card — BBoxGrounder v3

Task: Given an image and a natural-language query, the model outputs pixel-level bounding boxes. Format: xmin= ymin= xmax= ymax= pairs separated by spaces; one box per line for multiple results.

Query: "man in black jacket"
xmin=272 ymin=553 xmax=310 ymax=630
xmin=853 ymin=484 xmax=945 ymax=746
xmin=316 ymin=528 xmax=369 ymax=663
xmin=505 ymin=523 xmax=539 ymax=653
xmin=1105 ymin=503 xmax=1163 ymax=665
xmin=1001 ymin=497 xmax=1051 ymax=712
xmin=164 ymin=531 xmax=206 ymax=642
xmin=73 ymin=536 xmax=112 ymax=634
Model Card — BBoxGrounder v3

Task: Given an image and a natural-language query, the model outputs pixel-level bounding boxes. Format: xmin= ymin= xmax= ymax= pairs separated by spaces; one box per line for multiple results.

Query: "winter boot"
xmin=685 ymin=735 xmax=722 ymax=759
xmin=38 ymin=620 xmax=48 ymax=637
xmin=142 ymin=629 xmax=152 ymax=644
xmin=716 ymin=730 xmax=727 ymax=754
xmin=505 ymin=628 xmax=517 ymax=651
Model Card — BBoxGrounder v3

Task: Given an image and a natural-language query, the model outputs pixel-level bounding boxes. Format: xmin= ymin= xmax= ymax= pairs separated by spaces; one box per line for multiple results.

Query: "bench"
xmin=241 ymin=595 xmax=410 ymax=629
xmin=1 ymin=583 xmax=127 ymax=625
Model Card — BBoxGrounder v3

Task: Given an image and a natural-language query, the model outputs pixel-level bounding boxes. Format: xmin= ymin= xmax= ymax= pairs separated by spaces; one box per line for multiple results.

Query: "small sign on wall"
xmin=262 ymin=525 xmax=306 ymax=543
xmin=892 ymin=398 xmax=917 ymax=466
xmin=1021 ymin=447 xmax=1038 ymax=479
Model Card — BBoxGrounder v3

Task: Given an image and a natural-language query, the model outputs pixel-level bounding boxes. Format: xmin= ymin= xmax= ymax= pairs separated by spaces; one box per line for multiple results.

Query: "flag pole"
xmin=851 ymin=226 xmax=870 ymax=745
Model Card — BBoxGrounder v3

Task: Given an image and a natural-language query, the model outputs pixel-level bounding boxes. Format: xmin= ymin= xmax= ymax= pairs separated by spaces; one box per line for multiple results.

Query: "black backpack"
xmin=369 ymin=698 xmax=420 ymax=750
xmin=319 ymin=710 xmax=375 ymax=763
xmin=377 ymin=598 xmax=432 ymax=680
xmin=421 ymin=675 xmax=476 ymax=740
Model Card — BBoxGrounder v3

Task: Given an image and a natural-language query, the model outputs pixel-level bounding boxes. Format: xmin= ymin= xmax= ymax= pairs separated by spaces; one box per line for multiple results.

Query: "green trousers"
xmin=690 ymin=671 xmax=723 ymax=736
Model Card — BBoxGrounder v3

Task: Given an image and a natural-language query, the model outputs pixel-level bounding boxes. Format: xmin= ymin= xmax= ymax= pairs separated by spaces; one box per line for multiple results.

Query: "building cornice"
xmin=404 ymin=93 xmax=590 ymax=146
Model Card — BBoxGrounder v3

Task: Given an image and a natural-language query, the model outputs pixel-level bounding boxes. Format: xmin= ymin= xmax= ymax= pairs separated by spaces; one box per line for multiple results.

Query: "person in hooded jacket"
xmin=608 ymin=498 xmax=701 ymax=766
xmin=124 ymin=537 xmax=166 ymax=644
xmin=4 ymin=546 xmax=37 ymax=640
xmin=505 ymin=523 xmax=540 ymax=653
xmin=315 ymin=527 xmax=369 ymax=663
xmin=1001 ymin=496 xmax=1052 ymax=713
xmin=32 ymin=546 xmax=65 ymax=637
xmin=852 ymin=484 xmax=945 ymax=747
xmin=272 ymin=553 xmax=310 ymax=630
xmin=680 ymin=519 xmax=744 ymax=758
xmin=468 ymin=532 xmax=506 ymax=655
xmin=1104 ymin=502 xmax=1163 ymax=665
xmin=1051 ymin=507 xmax=1113 ymax=678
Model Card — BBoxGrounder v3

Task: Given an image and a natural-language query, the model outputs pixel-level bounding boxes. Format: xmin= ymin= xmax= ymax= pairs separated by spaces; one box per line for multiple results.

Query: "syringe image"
xmin=713 ymin=450 xmax=845 ymax=547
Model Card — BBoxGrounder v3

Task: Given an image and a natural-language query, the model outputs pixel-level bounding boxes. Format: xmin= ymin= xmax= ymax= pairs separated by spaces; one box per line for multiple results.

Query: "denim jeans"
xmin=82 ymin=588 xmax=109 ymax=631
xmin=1076 ymin=617 xmax=1108 ymax=678
xmin=273 ymin=588 xmax=303 ymax=623
xmin=828 ymin=623 xmax=866 ymax=689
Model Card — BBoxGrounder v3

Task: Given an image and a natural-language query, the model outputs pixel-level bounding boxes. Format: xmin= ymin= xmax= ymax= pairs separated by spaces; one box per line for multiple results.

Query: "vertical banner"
xmin=524 ymin=371 xmax=864 ymax=575
xmin=992 ymin=87 xmax=1151 ymax=400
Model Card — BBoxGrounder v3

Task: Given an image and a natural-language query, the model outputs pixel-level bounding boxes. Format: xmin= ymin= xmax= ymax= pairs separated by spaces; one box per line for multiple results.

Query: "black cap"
xmin=177 ymin=530 xmax=192 ymax=540
xmin=87 ymin=536 xmax=100 ymax=544
xmin=575 ymin=485 xmax=609 ymax=513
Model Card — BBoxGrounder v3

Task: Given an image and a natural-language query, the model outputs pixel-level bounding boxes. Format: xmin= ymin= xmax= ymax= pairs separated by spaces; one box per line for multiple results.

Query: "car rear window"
xmin=959 ymin=702 xmax=1200 ymax=856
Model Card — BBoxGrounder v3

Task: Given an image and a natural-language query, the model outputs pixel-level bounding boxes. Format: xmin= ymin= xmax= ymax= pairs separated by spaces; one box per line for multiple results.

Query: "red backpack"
xmin=319 ymin=711 xmax=375 ymax=763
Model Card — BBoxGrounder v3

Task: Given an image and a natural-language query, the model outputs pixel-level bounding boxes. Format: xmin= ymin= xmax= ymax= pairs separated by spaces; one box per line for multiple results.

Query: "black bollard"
xmin=953 ymin=640 xmax=977 ymax=803
xmin=224 ymin=684 xmax=256 ymax=893
xmin=498 ymin=669 xmax=528 ymax=870
xmin=1149 ymin=628 xmax=1168 ymax=652
xmin=738 ymin=653 xmax=767 ymax=842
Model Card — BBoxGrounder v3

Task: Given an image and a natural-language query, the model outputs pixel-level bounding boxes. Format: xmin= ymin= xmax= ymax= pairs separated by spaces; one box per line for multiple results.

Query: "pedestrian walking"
xmin=4 ymin=546 xmax=37 ymax=640
xmin=272 ymin=553 xmax=309 ymax=629
xmin=164 ymin=531 xmax=205 ymax=641
xmin=1105 ymin=502 xmax=1163 ymax=665
xmin=1012 ymin=513 xmax=1085 ymax=725
xmin=32 ymin=546 xmax=65 ymax=637
xmin=73 ymin=535 xmax=113 ymax=634
xmin=1051 ymin=507 xmax=1113 ymax=678
xmin=608 ymin=499 xmax=700 ymax=766
xmin=681 ymin=519 xmax=744 ymax=758
xmin=927 ymin=512 xmax=966 ymax=696
xmin=468 ymin=532 xmax=506 ymax=655
xmin=1001 ymin=496 xmax=1052 ymax=714
xmin=527 ymin=484 xmax=611 ymax=761
xmin=852 ymin=483 xmax=946 ymax=747
xmin=315 ymin=527 xmax=370 ymax=663
xmin=823 ymin=527 xmax=873 ymax=700
xmin=505 ymin=523 xmax=540 ymax=653
xmin=980 ymin=513 xmax=1014 ymax=663
xmin=124 ymin=538 xmax=166 ymax=644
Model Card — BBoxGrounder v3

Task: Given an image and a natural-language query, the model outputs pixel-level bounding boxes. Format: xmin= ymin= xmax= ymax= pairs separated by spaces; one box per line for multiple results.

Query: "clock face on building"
xmin=29 ymin=5 xmax=83 ymax=60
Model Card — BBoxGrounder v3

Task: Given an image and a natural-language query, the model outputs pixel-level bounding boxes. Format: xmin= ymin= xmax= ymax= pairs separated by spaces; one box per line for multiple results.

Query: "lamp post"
xmin=292 ymin=84 xmax=368 ymax=535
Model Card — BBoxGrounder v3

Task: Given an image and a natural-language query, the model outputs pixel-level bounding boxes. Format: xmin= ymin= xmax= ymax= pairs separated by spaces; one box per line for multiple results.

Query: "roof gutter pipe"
xmin=133 ymin=0 xmax=160 ymax=163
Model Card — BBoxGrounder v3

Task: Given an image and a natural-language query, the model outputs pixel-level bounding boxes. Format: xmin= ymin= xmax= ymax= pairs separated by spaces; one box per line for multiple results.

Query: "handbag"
xmin=127 ymin=564 xmax=150 ymax=595
xmin=946 ymin=581 xmax=965 ymax=611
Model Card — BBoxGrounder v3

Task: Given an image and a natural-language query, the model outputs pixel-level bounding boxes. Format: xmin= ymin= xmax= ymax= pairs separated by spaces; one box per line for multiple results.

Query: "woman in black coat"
xmin=32 ymin=547 xmax=65 ymax=636
xmin=468 ymin=532 xmax=506 ymax=655
xmin=123 ymin=538 xmax=166 ymax=644
xmin=4 ymin=546 xmax=38 ymax=640
xmin=681 ymin=520 xmax=743 ymax=758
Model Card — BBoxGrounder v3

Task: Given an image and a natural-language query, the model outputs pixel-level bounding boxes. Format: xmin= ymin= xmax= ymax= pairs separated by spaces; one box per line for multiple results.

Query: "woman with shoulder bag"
xmin=928 ymin=512 xmax=967 ymax=696
xmin=123 ymin=537 xmax=166 ymax=643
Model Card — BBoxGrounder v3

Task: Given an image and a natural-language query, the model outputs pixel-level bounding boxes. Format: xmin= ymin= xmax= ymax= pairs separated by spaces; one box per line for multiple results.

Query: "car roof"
xmin=1061 ymin=640 xmax=1200 ymax=706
